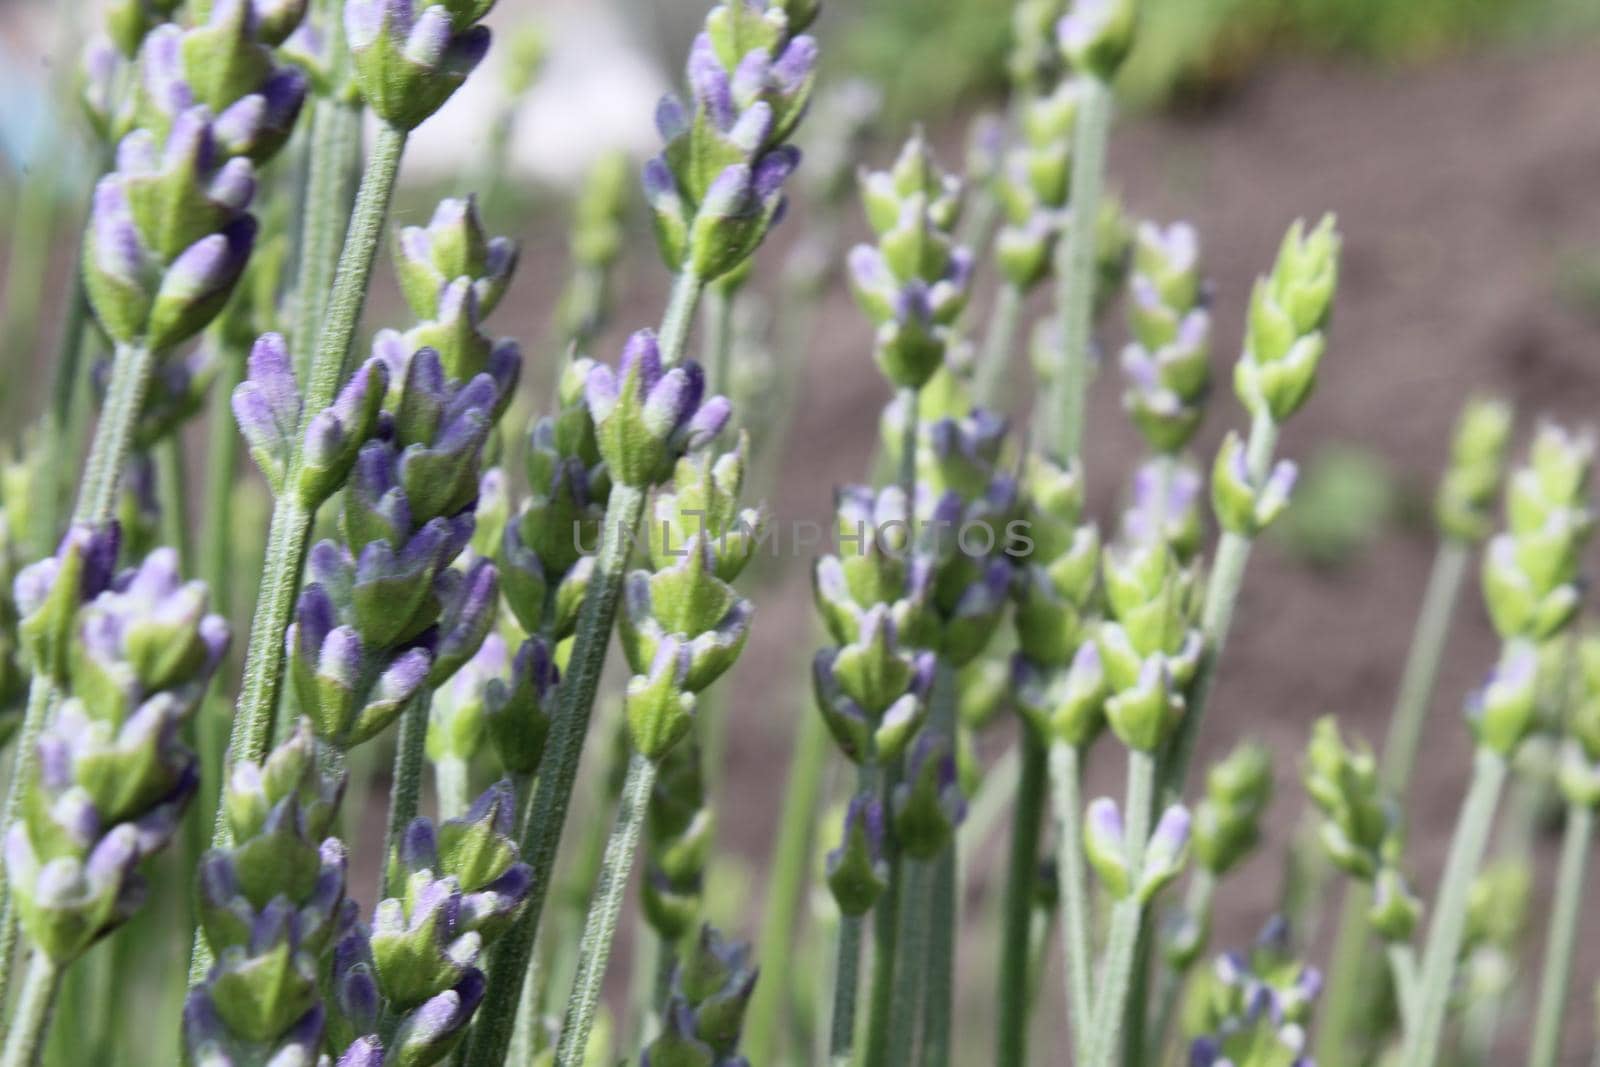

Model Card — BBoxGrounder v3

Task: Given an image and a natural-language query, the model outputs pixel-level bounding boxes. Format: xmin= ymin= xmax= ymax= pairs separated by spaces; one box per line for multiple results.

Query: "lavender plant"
xmin=4 ymin=0 xmax=1600 ymax=1065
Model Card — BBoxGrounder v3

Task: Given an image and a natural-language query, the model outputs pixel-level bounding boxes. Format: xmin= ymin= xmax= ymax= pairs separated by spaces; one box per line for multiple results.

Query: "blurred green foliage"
xmin=1271 ymin=445 xmax=1396 ymax=569
xmin=840 ymin=0 xmax=1598 ymax=118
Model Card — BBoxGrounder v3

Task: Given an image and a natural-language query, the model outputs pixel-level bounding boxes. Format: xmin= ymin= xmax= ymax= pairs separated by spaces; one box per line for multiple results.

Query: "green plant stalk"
xmin=862 ymin=755 xmax=904 ymax=1067
xmin=555 ymin=750 xmax=656 ymax=1067
xmin=885 ymin=857 xmax=933 ymax=1067
xmin=1150 ymin=867 xmax=1217 ymax=1063
xmin=75 ymin=342 xmax=160 ymax=524
xmin=0 ymin=679 xmax=54 ymax=1023
xmin=1380 ymin=541 xmax=1471 ymax=790
xmin=380 ymin=690 xmax=431 ymax=897
xmin=0 ymin=156 xmax=59 ymax=432
xmin=210 ymin=121 xmax=407 ymax=786
xmin=702 ymin=283 xmax=736 ymax=397
xmin=1049 ymin=740 xmax=1093 ymax=1059
xmin=746 ymin=706 xmax=832 ymax=1062
xmin=0 ymin=952 xmax=63 ymax=1067
xmin=998 ymin=726 xmax=1047 ymax=1067
xmin=1052 ymin=74 xmax=1112 ymax=460
xmin=920 ymin=664 xmax=959 ymax=1067
xmin=1527 ymin=802 xmax=1594 ymax=1067
xmin=1387 ymin=942 xmax=1419 ymax=1032
xmin=188 ymin=123 xmax=407 ymax=982
xmin=466 ymin=267 xmax=705 ymax=1067
xmin=1162 ymin=409 xmax=1280 ymax=798
xmin=828 ymin=911 xmax=866 ymax=1067
xmin=1401 ymin=747 xmax=1509 ymax=1067
xmin=1320 ymin=538 xmax=1470 ymax=1065
xmin=462 ymin=482 xmax=648 ymax=1067
xmin=433 ymin=752 xmax=471 ymax=821
xmin=1081 ymin=749 xmax=1156 ymax=1067
xmin=974 ymin=282 xmax=1024 ymax=408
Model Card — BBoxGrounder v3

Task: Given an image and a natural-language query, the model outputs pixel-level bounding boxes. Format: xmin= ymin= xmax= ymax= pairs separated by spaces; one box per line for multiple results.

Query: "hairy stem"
xmin=1527 ymin=802 xmax=1594 ymax=1067
xmin=1049 ymin=740 xmax=1093 ymax=1059
xmin=920 ymin=665 xmax=959 ymax=1067
xmin=885 ymin=858 xmax=933 ymax=1067
xmin=1082 ymin=749 xmax=1155 ymax=1067
xmin=74 ymin=341 xmax=159 ymax=524
xmin=745 ymin=706 xmax=832 ymax=1063
xmin=463 ymin=484 xmax=648 ymax=1067
xmin=702 ymin=283 xmax=736 ymax=396
xmin=998 ymin=727 xmax=1047 ymax=1067
xmin=555 ymin=751 xmax=656 ymax=1067
xmin=189 ymin=122 xmax=407 ymax=982
xmin=1051 ymin=74 xmax=1112 ymax=460
xmin=862 ymin=756 xmax=904 ymax=1067
xmin=1162 ymin=409 xmax=1279 ymax=797
xmin=0 ymin=952 xmax=62 ymax=1067
xmin=1402 ymin=748 xmax=1508 ymax=1067
xmin=829 ymin=912 xmax=866 ymax=1067
xmin=0 ymin=679 xmax=54 ymax=1019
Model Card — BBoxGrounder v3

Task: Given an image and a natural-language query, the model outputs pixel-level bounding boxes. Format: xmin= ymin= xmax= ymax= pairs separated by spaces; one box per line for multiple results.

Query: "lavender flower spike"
xmin=587 ymin=331 xmax=731 ymax=489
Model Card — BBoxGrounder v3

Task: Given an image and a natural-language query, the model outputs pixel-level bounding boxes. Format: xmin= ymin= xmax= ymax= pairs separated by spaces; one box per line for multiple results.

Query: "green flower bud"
xmin=1303 ymin=716 xmax=1397 ymax=880
xmin=1435 ymin=397 xmax=1514 ymax=543
xmin=626 ymin=640 xmax=698 ymax=762
xmin=1466 ymin=641 xmax=1540 ymax=757
xmin=1234 ymin=215 xmax=1341 ymax=422
xmin=1057 ymin=0 xmax=1138 ymax=82
xmin=1084 ymin=797 xmax=1131 ymax=897
xmin=1136 ymin=805 xmax=1192 ymax=904
xmin=1191 ymin=741 xmax=1272 ymax=876
xmin=826 ymin=793 xmax=888 ymax=917
xmin=1211 ymin=432 xmax=1298 ymax=537
xmin=1368 ymin=867 xmax=1423 ymax=942
xmin=1013 ymin=641 xmax=1106 ymax=748
xmin=891 ymin=732 xmax=965 ymax=860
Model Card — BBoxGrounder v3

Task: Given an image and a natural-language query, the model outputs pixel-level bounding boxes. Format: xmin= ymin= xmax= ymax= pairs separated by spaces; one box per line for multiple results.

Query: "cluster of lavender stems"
xmin=5 ymin=0 xmax=1600 ymax=1066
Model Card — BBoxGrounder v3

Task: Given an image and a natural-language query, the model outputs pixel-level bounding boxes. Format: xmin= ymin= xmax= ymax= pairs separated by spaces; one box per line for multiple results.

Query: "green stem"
xmin=1381 ymin=541 xmax=1471 ymax=792
xmin=745 ymin=706 xmax=832 ymax=1063
xmin=1162 ymin=409 xmax=1279 ymax=797
xmin=659 ymin=270 xmax=705 ymax=370
xmin=1320 ymin=539 xmax=1470 ymax=1066
xmin=1402 ymin=748 xmax=1508 ymax=1067
xmin=1386 ymin=941 xmax=1420 ymax=1033
xmin=922 ymin=850 xmax=956 ymax=1067
xmin=433 ymin=752 xmax=471 ymax=822
xmin=1528 ymin=802 xmax=1595 ymax=1067
xmin=829 ymin=913 xmax=866 ymax=1066
xmin=862 ymin=756 xmax=904 ymax=1067
xmin=886 ymin=859 xmax=933 ymax=1067
xmin=1048 ymin=740 xmax=1093 ymax=1059
xmin=1052 ymin=74 xmax=1112 ymax=460
xmin=290 ymin=0 xmax=360 ymax=376
xmin=0 ymin=679 xmax=54 ymax=1018
xmin=1151 ymin=868 xmax=1217 ymax=1064
xmin=897 ymin=386 xmax=919 ymax=500
xmin=74 ymin=341 xmax=158 ymax=524
xmin=554 ymin=751 xmax=656 ymax=1067
xmin=463 ymin=483 xmax=648 ymax=1067
xmin=998 ymin=727 xmax=1046 ymax=1067
xmin=381 ymin=690 xmax=431 ymax=897
xmin=919 ymin=665 xmax=958 ymax=1067
xmin=1082 ymin=749 xmax=1155 ymax=1067
xmin=189 ymin=122 xmax=406 ymax=983
xmin=702 ymin=283 xmax=736 ymax=396
xmin=0 ymin=952 xmax=62 ymax=1067
xmin=974 ymin=282 xmax=1024 ymax=408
